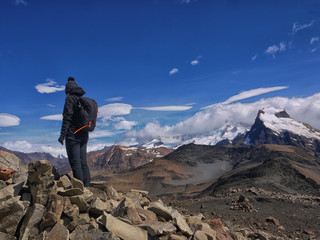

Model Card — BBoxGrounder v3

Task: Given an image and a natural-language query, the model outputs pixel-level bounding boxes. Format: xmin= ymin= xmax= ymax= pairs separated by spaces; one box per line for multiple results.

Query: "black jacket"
xmin=60 ymin=85 xmax=86 ymax=139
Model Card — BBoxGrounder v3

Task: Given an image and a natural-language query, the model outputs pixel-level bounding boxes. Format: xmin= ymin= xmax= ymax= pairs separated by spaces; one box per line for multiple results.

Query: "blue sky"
xmin=1 ymin=0 xmax=320 ymax=156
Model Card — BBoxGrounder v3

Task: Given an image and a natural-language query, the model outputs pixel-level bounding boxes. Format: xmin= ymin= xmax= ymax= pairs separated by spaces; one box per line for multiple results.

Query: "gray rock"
xmin=193 ymin=230 xmax=208 ymax=240
xmin=0 ymin=232 xmax=17 ymax=240
xmin=63 ymin=203 xmax=79 ymax=221
xmin=102 ymin=212 xmax=148 ymax=240
xmin=136 ymin=208 xmax=158 ymax=222
xmin=57 ymin=175 xmax=72 ymax=189
xmin=44 ymin=222 xmax=69 ymax=240
xmin=112 ymin=197 xmax=142 ymax=225
xmin=57 ymin=187 xmax=84 ymax=197
xmin=40 ymin=195 xmax=69 ymax=231
xmin=69 ymin=196 xmax=90 ymax=213
xmin=86 ymin=187 xmax=108 ymax=202
xmin=28 ymin=161 xmax=56 ymax=206
xmin=89 ymin=197 xmax=113 ymax=216
xmin=106 ymin=185 xmax=122 ymax=201
xmin=69 ymin=224 xmax=120 ymax=240
xmin=69 ymin=176 xmax=84 ymax=191
xmin=140 ymin=220 xmax=176 ymax=236
xmin=169 ymin=234 xmax=188 ymax=240
xmin=0 ymin=180 xmax=6 ymax=189
xmin=0 ymin=150 xmax=21 ymax=173
xmin=0 ymin=181 xmax=24 ymax=202
xmin=19 ymin=203 xmax=45 ymax=240
xmin=147 ymin=199 xmax=173 ymax=221
xmin=171 ymin=209 xmax=193 ymax=236
xmin=0 ymin=196 xmax=29 ymax=235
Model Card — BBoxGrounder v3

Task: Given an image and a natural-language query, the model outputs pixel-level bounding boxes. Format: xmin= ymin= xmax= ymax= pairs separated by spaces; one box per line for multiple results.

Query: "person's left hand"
xmin=58 ymin=136 xmax=64 ymax=145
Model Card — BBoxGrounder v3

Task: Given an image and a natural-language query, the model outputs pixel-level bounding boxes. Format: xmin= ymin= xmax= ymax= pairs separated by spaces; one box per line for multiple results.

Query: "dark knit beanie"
xmin=65 ymin=76 xmax=79 ymax=94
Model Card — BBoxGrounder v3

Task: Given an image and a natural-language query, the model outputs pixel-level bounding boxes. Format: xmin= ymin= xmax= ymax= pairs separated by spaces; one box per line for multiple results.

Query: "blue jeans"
xmin=66 ymin=133 xmax=90 ymax=187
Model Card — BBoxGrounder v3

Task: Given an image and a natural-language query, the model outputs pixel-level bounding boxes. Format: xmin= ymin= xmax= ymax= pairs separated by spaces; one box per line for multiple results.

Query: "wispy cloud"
xmin=106 ymin=96 xmax=124 ymax=102
xmin=13 ymin=0 xmax=28 ymax=6
xmin=191 ymin=60 xmax=199 ymax=66
xmin=47 ymin=104 xmax=56 ymax=108
xmin=204 ymin=86 xmax=288 ymax=108
xmin=251 ymin=54 xmax=257 ymax=61
xmin=265 ymin=42 xmax=287 ymax=58
xmin=135 ymin=106 xmax=192 ymax=111
xmin=180 ymin=0 xmax=192 ymax=3
xmin=99 ymin=103 xmax=133 ymax=122
xmin=292 ymin=20 xmax=315 ymax=35
xmin=114 ymin=120 xmax=138 ymax=130
xmin=35 ymin=79 xmax=65 ymax=94
xmin=169 ymin=68 xmax=179 ymax=75
xmin=310 ymin=37 xmax=319 ymax=44
xmin=40 ymin=114 xmax=63 ymax=121
xmin=90 ymin=130 xmax=121 ymax=138
xmin=0 ymin=113 xmax=21 ymax=127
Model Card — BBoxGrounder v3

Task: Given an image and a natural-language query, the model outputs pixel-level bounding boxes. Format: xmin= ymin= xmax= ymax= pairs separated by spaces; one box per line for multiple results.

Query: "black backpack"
xmin=74 ymin=97 xmax=98 ymax=134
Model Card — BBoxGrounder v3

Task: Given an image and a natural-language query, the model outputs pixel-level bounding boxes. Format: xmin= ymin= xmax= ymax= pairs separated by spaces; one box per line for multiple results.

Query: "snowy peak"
xmin=258 ymin=107 xmax=320 ymax=140
xmin=245 ymin=107 xmax=320 ymax=157
xmin=142 ymin=137 xmax=165 ymax=149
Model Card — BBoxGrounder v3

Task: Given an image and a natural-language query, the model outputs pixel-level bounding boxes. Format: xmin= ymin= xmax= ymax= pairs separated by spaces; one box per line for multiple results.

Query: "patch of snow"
xmin=260 ymin=107 xmax=320 ymax=140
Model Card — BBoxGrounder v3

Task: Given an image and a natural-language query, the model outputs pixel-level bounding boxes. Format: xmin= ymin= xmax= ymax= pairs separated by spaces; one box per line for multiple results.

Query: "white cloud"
xmin=0 ymin=113 xmax=21 ymax=127
xmin=4 ymin=140 xmax=33 ymax=152
xmin=106 ymin=97 xmax=124 ymax=102
xmin=41 ymin=145 xmax=66 ymax=158
xmin=35 ymin=79 xmax=65 ymax=94
xmin=114 ymin=120 xmax=138 ymax=130
xmin=126 ymin=92 xmax=320 ymax=145
xmin=98 ymin=103 xmax=133 ymax=120
xmin=311 ymin=48 xmax=318 ymax=53
xmin=191 ymin=59 xmax=199 ymax=66
xmin=251 ymin=54 xmax=257 ymax=61
xmin=90 ymin=130 xmax=121 ymax=139
xmin=292 ymin=20 xmax=315 ymax=35
xmin=13 ymin=0 xmax=27 ymax=6
xmin=136 ymin=106 xmax=192 ymax=111
xmin=310 ymin=37 xmax=319 ymax=44
xmin=265 ymin=42 xmax=286 ymax=58
xmin=40 ymin=114 xmax=63 ymax=121
xmin=169 ymin=68 xmax=179 ymax=75
xmin=204 ymin=86 xmax=288 ymax=107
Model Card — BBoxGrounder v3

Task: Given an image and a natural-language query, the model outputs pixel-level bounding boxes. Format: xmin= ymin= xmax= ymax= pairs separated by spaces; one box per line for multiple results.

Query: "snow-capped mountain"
xmin=142 ymin=121 xmax=249 ymax=149
xmin=243 ymin=107 xmax=320 ymax=156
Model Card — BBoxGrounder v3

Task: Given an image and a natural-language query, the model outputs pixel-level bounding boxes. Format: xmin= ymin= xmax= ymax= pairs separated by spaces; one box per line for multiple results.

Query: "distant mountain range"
xmin=2 ymin=107 xmax=320 ymax=198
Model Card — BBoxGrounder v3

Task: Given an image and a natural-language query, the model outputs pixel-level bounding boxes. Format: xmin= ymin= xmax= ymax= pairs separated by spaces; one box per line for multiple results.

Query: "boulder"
xmin=106 ymin=185 xmax=122 ymax=201
xmin=69 ymin=224 xmax=120 ymax=240
xmin=69 ymin=196 xmax=90 ymax=213
xmin=0 ymin=196 xmax=29 ymax=235
xmin=69 ymin=176 xmax=84 ymax=191
xmin=40 ymin=195 xmax=69 ymax=230
xmin=57 ymin=187 xmax=84 ymax=197
xmin=0 ymin=180 xmax=6 ymax=189
xmin=44 ymin=222 xmax=69 ymax=240
xmin=0 ymin=151 xmax=21 ymax=173
xmin=57 ymin=175 xmax=72 ymax=189
xmin=112 ymin=197 xmax=143 ymax=225
xmin=147 ymin=199 xmax=173 ymax=221
xmin=89 ymin=197 xmax=114 ymax=215
xmin=86 ymin=187 xmax=108 ymax=202
xmin=63 ymin=203 xmax=79 ymax=221
xmin=136 ymin=208 xmax=158 ymax=222
xmin=0 ymin=181 xmax=24 ymax=202
xmin=102 ymin=212 xmax=148 ymax=240
xmin=19 ymin=203 xmax=45 ymax=240
xmin=28 ymin=161 xmax=56 ymax=206
xmin=0 ymin=232 xmax=17 ymax=240
xmin=140 ymin=220 xmax=176 ymax=236
xmin=194 ymin=230 xmax=209 ymax=240
xmin=171 ymin=209 xmax=193 ymax=236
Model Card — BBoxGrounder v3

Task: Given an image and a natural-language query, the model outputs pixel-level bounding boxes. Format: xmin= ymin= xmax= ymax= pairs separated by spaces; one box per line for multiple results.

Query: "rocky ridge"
xmin=1 ymin=154 xmax=263 ymax=240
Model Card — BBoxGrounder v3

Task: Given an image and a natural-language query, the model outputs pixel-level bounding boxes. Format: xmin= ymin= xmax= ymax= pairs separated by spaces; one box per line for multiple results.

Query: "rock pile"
xmin=0 ymin=159 xmax=229 ymax=240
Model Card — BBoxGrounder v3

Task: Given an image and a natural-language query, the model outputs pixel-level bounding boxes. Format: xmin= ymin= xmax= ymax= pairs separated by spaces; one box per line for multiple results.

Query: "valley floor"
xmin=166 ymin=188 xmax=320 ymax=239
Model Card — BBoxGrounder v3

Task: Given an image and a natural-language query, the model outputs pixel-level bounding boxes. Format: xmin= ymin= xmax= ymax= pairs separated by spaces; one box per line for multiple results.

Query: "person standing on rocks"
xmin=58 ymin=77 xmax=90 ymax=187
